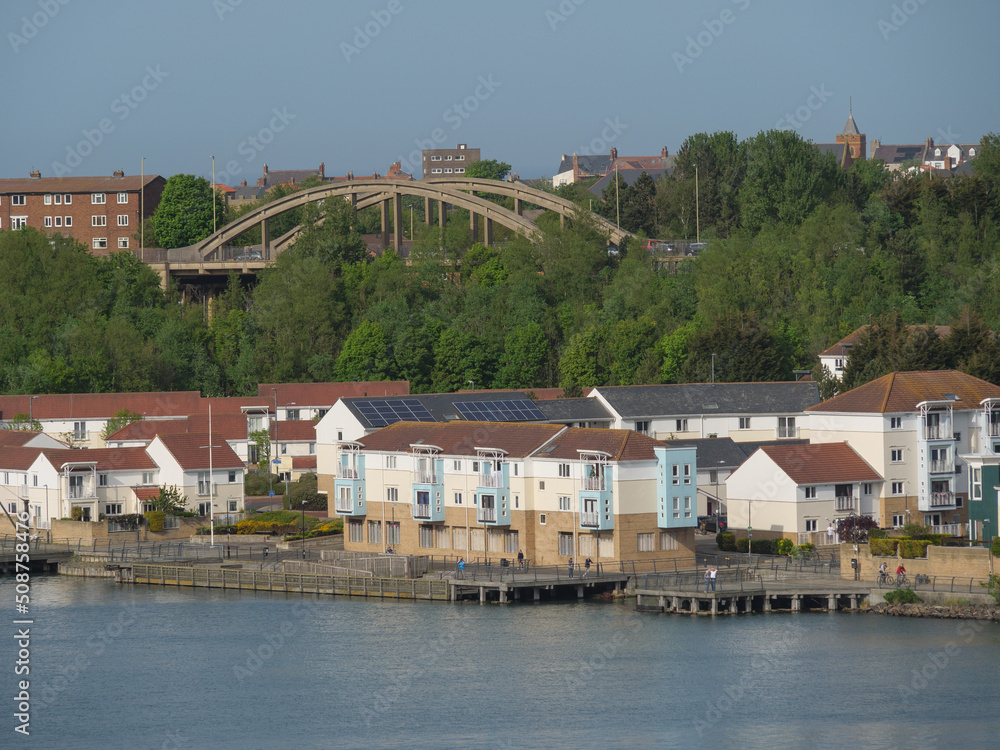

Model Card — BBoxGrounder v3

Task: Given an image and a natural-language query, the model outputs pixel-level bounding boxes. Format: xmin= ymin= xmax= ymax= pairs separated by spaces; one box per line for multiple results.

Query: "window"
xmin=804 ymin=486 xmax=816 ymax=499
xmin=287 ymin=408 xmax=300 ymax=420
xmin=197 ymin=472 xmax=210 ymax=496
xmin=672 ymin=465 xmax=679 ymax=485
xmin=386 ymin=455 xmax=396 ymax=469
xmin=453 ymin=460 xmax=462 ymax=471
xmin=558 ymin=532 xmax=574 ymax=555
xmin=280 ymin=443 xmax=287 ymax=455
xmin=431 ymin=168 xmax=442 ymax=174
xmin=676 ymin=419 xmax=688 ymax=431
xmin=456 ymin=155 xmax=465 ymax=161
xmin=64 ymin=194 xmax=71 ymax=204
xmin=308 ymin=443 xmax=315 ymax=454
xmin=386 ymin=487 xmax=399 ymax=503
xmin=349 ymin=519 xmax=363 ymax=543
xmin=54 ymin=217 xmax=62 ymax=227
xmin=558 ymin=463 xmax=570 ymax=477
xmin=862 ymin=483 xmax=872 ymax=495
xmin=118 ymin=238 xmax=129 ymax=249
xmin=418 ymin=526 xmax=434 ymax=548
xmin=659 ymin=531 xmax=678 ymax=550
xmin=452 ymin=527 xmax=467 ymax=549
xmin=971 ymin=467 xmax=982 ymax=501
xmin=93 ymin=238 xmax=107 ymax=249
xmin=12 ymin=195 xmax=25 ymax=205
xmin=636 ymin=533 xmax=654 ymax=552
xmin=368 ymin=521 xmax=382 ymax=544
xmin=64 ymin=216 xmax=72 ymax=226
xmin=105 ymin=503 xmax=122 ymax=516
xmin=778 ymin=416 xmax=796 ymax=438
xmin=54 ymin=194 xmax=61 ymax=204
xmin=92 ymin=215 xmax=107 ymax=227
xmin=44 ymin=217 xmax=52 ymax=227
xmin=142 ymin=472 xmax=154 ymax=485
xmin=456 ymin=168 xmax=465 ymax=173
xmin=890 ymin=448 xmax=903 ymax=463
xmin=386 ymin=522 xmax=400 ymax=545
xmin=117 ymin=215 xmax=128 ymax=226
xmin=11 ymin=217 xmax=27 ymax=229
xmin=98 ymin=474 xmax=108 ymax=487
xmin=454 ymin=492 xmax=463 ymax=505
xmin=92 ymin=193 xmax=105 ymax=204
xmin=805 ymin=519 xmax=817 ymax=532
xmin=228 ymin=470 xmax=237 ymax=483
xmin=891 ymin=481 xmax=904 ymax=495
xmin=117 ymin=192 xmax=128 ymax=204
xmin=892 ymin=514 xmax=904 ymax=528
xmin=683 ymin=464 xmax=691 ymax=484
xmin=73 ymin=421 xmax=87 ymax=440
xmin=229 ymin=500 xmax=238 ymax=512
xmin=739 ymin=417 xmax=751 ymax=430
xmin=44 ymin=194 xmax=52 ymax=205
xmin=890 ymin=417 xmax=902 ymax=429
xmin=504 ymin=531 xmax=519 ymax=554
xmin=198 ymin=502 xmax=211 ymax=516
xmin=635 ymin=420 xmax=649 ymax=435
xmin=558 ymin=495 xmax=571 ymax=511
xmin=431 ymin=155 xmax=442 ymax=161
xmin=444 ymin=168 xmax=453 ymax=173
xmin=539 ymin=513 xmax=546 ymax=525
xmin=538 ymin=481 xmax=545 ymax=490
xmin=445 ymin=155 xmax=452 ymax=160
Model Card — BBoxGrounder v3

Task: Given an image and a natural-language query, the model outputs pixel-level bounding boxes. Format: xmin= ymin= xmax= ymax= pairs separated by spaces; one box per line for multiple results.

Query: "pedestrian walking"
xmin=583 ymin=557 xmax=592 ymax=578
xmin=457 ymin=557 xmax=465 ymax=579
xmin=709 ymin=566 xmax=717 ymax=592
xmin=568 ymin=557 xmax=575 ymax=578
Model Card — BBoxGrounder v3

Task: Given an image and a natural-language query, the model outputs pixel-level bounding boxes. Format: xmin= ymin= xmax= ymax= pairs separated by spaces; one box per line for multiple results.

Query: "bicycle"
xmin=895 ymin=573 xmax=911 ymax=588
xmin=876 ymin=571 xmax=894 ymax=588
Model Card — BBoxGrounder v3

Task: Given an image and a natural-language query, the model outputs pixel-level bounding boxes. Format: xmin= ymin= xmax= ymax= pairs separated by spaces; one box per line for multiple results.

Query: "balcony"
xmin=68 ymin=485 xmax=94 ymax=500
xmin=580 ymin=511 xmax=599 ymax=528
xmin=477 ymin=507 xmax=497 ymax=524
xmin=929 ymin=491 xmax=955 ymax=507
xmin=479 ymin=472 xmax=504 ymax=489
xmin=929 ymin=523 xmax=962 ymax=536
xmin=929 ymin=459 xmax=954 ymax=474
xmin=988 ymin=422 xmax=1000 ymax=438
xmin=413 ymin=503 xmax=432 ymax=520
xmin=923 ymin=425 xmax=949 ymax=440
xmin=415 ymin=471 xmax=438 ymax=485
xmin=583 ymin=476 xmax=606 ymax=491
xmin=777 ymin=425 xmax=797 ymax=439
xmin=337 ymin=467 xmax=359 ymax=479
xmin=834 ymin=495 xmax=854 ymax=512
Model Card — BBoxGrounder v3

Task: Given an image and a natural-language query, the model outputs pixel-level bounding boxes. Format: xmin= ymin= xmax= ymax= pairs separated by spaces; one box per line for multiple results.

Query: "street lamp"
xmin=200 ymin=405 xmax=222 ymax=548
xmin=301 ymin=498 xmax=306 ymax=540
xmin=746 ymin=497 xmax=752 ymax=567
xmin=29 ymin=395 xmax=39 ymax=429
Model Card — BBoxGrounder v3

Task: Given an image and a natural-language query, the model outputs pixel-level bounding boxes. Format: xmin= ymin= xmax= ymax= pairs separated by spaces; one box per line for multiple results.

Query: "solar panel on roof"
xmin=354 ymin=398 xmax=435 ymax=427
xmin=453 ymin=400 xmax=546 ymax=422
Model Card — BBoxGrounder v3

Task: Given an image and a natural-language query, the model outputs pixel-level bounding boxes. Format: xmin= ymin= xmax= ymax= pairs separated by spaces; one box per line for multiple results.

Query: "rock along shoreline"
xmin=866 ymin=601 xmax=1000 ymax=622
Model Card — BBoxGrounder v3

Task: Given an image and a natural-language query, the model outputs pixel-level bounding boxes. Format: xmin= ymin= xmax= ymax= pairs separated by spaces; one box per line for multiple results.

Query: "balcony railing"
xmin=924 ymin=425 xmax=949 ymax=440
xmin=337 ymin=467 xmax=359 ymax=479
xmin=415 ymin=472 xmax=438 ymax=485
xmin=929 ymin=523 xmax=962 ymax=536
xmin=580 ymin=511 xmax=599 ymax=528
xmin=335 ymin=497 xmax=354 ymax=513
xmin=929 ymin=491 xmax=955 ymax=507
xmin=477 ymin=507 xmax=497 ymax=523
xmin=834 ymin=496 xmax=854 ymax=512
xmin=777 ymin=426 xmax=797 ymax=439
xmin=583 ymin=477 xmax=606 ymax=491
xmin=479 ymin=472 xmax=504 ymax=488
xmin=988 ymin=422 xmax=1000 ymax=438
xmin=68 ymin=486 xmax=93 ymax=500
xmin=929 ymin=460 xmax=953 ymax=473
xmin=413 ymin=504 xmax=432 ymax=520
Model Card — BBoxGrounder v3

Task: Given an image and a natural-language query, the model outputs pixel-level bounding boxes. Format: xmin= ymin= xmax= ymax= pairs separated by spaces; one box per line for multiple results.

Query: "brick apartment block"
xmin=0 ymin=170 xmax=165 ymax=255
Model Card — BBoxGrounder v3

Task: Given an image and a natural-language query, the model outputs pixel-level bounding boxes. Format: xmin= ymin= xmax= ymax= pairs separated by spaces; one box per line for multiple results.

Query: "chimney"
xmin=263 ymin=163 xmax=269 ymax=175
xmin=610 ymin=147 xmax=618 ymax=160
xmin=113 ymin=169 xmax=124 ymax=178
xmin=29 ymin=170 xmax=41 ymax=179
xmin=240 ymin=180 xmax=247 ymax=187
xmin=661 ymin=147 xmax=668 ymax=157
xmin=572 ymin=153 xmax=579 ymax=175
xmin=870 ymin=139 xmax=880 ymax=153
xmin=319 ymin=162 xmax=325 ymax=178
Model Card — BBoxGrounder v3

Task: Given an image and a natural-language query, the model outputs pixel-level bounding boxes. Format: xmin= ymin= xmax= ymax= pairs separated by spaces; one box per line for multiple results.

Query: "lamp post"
xmin=746 ymin=498 xmax=752 ymax=567
xmin=200 ymin=405 xmax=222 ymax=548
xmin=270 ymin=387 xmax=278 ymax=496
xmin=694 ymin=163 xmax=700 ymax=244
xmin=29 ymin=395 xmax=39 ymax=430
xmin=849 ymin=512 xmax=860 ymax=581
xmin=211 ymin=155 xmax=216 ymax=234
xmin=301 ymin=498 xmax=306 ymax=540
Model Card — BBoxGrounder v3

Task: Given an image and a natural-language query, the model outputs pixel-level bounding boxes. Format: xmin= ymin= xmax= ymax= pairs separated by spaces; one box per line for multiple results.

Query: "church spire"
xmin=842 ymin=98 xmax=860 ymax=136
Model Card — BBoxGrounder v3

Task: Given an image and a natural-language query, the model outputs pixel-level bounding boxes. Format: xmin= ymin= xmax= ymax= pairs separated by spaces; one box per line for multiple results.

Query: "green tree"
xmin=465 ymin=159 xmax=511 ymax=182
xmin=334 ymin=321 xmax=395 ymax=381
xmin=494 ymin=323 xmax=548 ymax=388
xmin=249 ymin=429 xmax=271 ymax=473
xmin=100 ymin=408 xmax=143 ymax=440
xmin=153 ymin=175 xmax=226 ymax=249
xmin=5 ymin=413 xmax=41 ymax=431
xmin=148 ymin=485 xmax=186 ymax=515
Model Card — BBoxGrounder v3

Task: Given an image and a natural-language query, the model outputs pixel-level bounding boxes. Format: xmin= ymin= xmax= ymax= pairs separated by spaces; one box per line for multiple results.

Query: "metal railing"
xmin=414 ymin=472 xmax=438 ymax=485
xmin=988 ymin=422 xmax=1000 ymax=438
xmin=639 ymin=567 xmax=764 ymax=593
xmin=413 ymin=504 xmax=432 ymax=520
xmin=923 ymin=425 xmax=950 ymax=440
xmin=337 ymin=468 xmax=359 ymax=479
xmin=68 ymin=487 xmax=94 ymax=500
xmin=335 ymin=498 xmax=355 ymax=513
xmin=929 ymin=491 xmax=955 ymax=507
xmin=929 ymin=460 xmax=954 ymax=473
xmin=580 ymin=512 xmax=599 ymax=528
xmin=835 ymin=496 xmax=854 ymax=512
xmin=582 ymin=477 xmax=606 ymax=491
xmin=477 ymin=507 xmax=497 ymax=523
xmin=478 ymin=473 xmax=504 ymax=488
xmin=876 ymin=573 xmax=991 ymax=595
xmin=928 ymin=523 xmax=962 ymax=536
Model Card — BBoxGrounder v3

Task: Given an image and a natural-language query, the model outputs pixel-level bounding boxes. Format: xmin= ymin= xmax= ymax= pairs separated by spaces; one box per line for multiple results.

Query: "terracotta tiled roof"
xmin=133 ymin=487 xmax=160 ymax=502
xmin=758 ymin=442 xmax=881 ymax=484
xmin=809 ymin=370 xmax=1000 ymax=414
xmin=292 ymin=456 xmax=317 ymax=469
xmin=40 ymin=447 xmax=158 ymax=471
xmin=357 ymin=421 xmax=566 ymax=458
xmin=0 ymin=431 xmax=42 ymax=447
xmin=200 ymin=396 xmax=272 ymax=414
xmin=452 ymin=387 xmax=579 ymax=401
xmin=536 ymin=428 xmax=668 ymax=462
xmin=154 ymin=433 xmax=243 ymax=470
xmin=0 ymin=447 xmax=44 ymax=471
xmin=260 ymin=381 xmax=410 ymax=405
xmin=275 ymin=421 xmax=319 ymax=441
xmin=0 ymin=174 xmax=163 ymax=194
xmin=0 ymin=392 xmax=202 ymax=421
xmin=819 ymin=325 xmax=952 ymax=358
xmin=107 ymin=414 xmax=251 ymax=442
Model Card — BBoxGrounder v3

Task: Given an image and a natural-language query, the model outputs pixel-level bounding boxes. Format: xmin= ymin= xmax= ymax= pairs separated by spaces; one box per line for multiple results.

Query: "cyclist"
xmin=878 ymin=561 xmax=889 ymax=584
xmin=895 ymin=563 xmax=907 ymax=584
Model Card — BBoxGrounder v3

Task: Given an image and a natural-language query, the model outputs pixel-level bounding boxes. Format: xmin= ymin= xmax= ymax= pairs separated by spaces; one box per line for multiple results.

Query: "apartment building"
xmin=0 ymin=170 xmax=165 ymax=255
xmin=324 ymin=421 xmax=697 ymax=566
xmin=422 ymin=143 xmax=480 ymax=179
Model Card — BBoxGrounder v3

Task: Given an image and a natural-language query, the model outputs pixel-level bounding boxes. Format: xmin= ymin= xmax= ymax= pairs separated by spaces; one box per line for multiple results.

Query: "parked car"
xmin=698 ymin=515 xmax=727 ymax=533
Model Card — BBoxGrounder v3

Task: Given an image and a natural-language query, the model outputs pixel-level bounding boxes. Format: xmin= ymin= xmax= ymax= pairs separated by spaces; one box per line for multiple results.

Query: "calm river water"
xmin=5 ymin=574 xmax=999 ymax=750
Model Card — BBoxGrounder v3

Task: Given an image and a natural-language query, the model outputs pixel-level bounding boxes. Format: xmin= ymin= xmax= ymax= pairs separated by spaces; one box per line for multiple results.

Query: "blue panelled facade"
xmin=412 ymin=454 xmax=446 ymax=522
xmin=476 ymin=460 xmax=510 ymax=526
xmin=656 ymin=445 xmax=697 ymax=528
xmin=333 ymin=446 xmax=366 ymax=516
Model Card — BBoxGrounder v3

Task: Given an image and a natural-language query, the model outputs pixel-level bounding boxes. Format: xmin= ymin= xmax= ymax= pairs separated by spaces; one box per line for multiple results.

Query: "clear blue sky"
xmin=5 ymin=0 xmax=998 ymax=183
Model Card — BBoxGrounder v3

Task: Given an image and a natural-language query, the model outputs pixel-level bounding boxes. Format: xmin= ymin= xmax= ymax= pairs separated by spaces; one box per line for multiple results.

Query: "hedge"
xmin=992 ymin=537 xmax=1000 ymax=558
xmin=144 ymin=510 xmax=165 ymax=532
xmin=716 ymin=532 xmax=737 ymax=552
xmin=736 ymin=538 xmax=777 ymax=554
xmin=869 ymin=538 xmax=899 ymax=556
xmin=898 ymin=539 xmax=931 ymax=558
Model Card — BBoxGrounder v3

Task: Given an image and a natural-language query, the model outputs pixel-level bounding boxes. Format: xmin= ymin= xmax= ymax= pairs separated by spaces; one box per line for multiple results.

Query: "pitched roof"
xmin=808 ymin=370 xmax=1000 ymax=414
xmin=0 ymin=446 xmax=44 ymax=471
xmin=341 ymin=391 xmax=548 ymax=429
xmin=534 ymin=398 xmax=614 ymax=423
xmin=0 ymin=174 xmax=164 ymax=194
xmin=133 ymin=487 xmax=160 ymax=502
xmin=819 ymin=325 xmax=952 ymax=358
xmin=814 ymin=143 xmax=847 ymax=166
xmin=292 ymin=456 xmax=317 ymax=470
xmin=536 ymin=428 xmax=668 ymax=462
xmin=842 ymin=111 xmax=861 ymax=136
xmin=107 ymin=414 xmax=251 ymax=443
xmin=154 ymin=433 xmax=244 ymax=470
xmin=658 ymin=437 xmax=755 ymax=469
xmin=757 ymin=442 xmax=881 ymax=484
xmin=554 ymin=154 xmax=612 ymax=176
xmin=0 ymin=392 xmax=202 ymax=421
xmin=871 ymin=143 xmax=925 ymax=165
xmin=40 ymin=447 xmax=158 ymax=471
xmin=260 ymin=381 xmax=410 ymax=406
xmin=274 ymin=420 xmax=319 ymax=441
xmin=0 ymin=431 xmax=44 ymax=447
xmin=356 ymin=421 xmax=565 ymax=458
xmin=593 ymin=382 xmax=821 ymax=419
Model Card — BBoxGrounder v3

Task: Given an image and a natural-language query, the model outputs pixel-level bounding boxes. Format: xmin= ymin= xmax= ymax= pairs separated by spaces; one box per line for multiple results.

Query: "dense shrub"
xmin=145 ymin=510 xmax=165 ymax=532
xmin=71 ymin=507 xmax=84 ymax=521
xmin=736 ymin=538 xmax=776 ymax=554
xmin=992 ymin=537 xmax=1000 ymax=558
xmin=884 ymin=588 xmax=922 ymax=605
xmin=791 ymin=543 xmax=815 ymax=559
xmin=775 ymin=538 xmax=794 ymax=556
xmin=898 ymin=540 xmax=931 ymax=558
xmin=716 ymin=532 xmax=737 ymax=552
xmin=867 ymin=528 xmax=888 ymax=540
xmin=869 ymin=538 xmax=899 ymax=556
